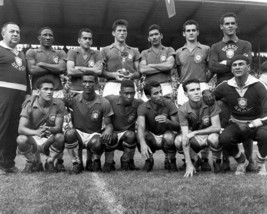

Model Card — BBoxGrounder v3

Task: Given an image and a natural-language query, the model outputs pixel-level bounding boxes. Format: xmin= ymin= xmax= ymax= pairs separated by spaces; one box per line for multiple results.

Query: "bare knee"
xmin=17 ymin=135 xmax=30 ymax=152
xmin=174 ymin=134 xmax=183 ymax=152
xmin=65 ymin=128 xmax=77 ymax=143
xmin=208 ymin=133 xmax=220 ymax=148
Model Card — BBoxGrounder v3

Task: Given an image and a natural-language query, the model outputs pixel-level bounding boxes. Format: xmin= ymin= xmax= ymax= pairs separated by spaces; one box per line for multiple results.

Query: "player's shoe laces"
xmin=257 ymin=163 xmax=267 ymax=175
xmin=201 ymin=158 xmax=212 ymax=171
xmin=45 ymin=161 xmax=57 ymax=173
xmin=213 ymin=159 xmax=222 ymax=173
xmin=55 ymin=159 xmax=66 ymax=172
xmin=235 ymin=159 xmax=249 ymax=175
xmin=143 ymin=157 xmax=154 ymax=172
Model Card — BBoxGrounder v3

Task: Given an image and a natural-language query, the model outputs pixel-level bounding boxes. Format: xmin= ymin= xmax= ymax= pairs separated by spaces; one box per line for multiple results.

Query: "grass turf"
xmin=0 ymin=150 xmax=267 ymax=214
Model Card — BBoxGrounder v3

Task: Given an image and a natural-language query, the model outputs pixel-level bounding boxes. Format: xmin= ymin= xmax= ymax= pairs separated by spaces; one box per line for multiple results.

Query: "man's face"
xmin=112 ymin=25 xmax=127 ymax=43
xmin=2 ymin=24 xmax=20 ymax=48
xmin=148 ymin=29 xmax=162 ymax=46
xmin=38 ymin=83 xmax=54 ymax=101
xmin=231 ymin=60 xmax=250 ymax=78
xmin=82 ymin=75 xmax=96 ymax=94
xmin=38 ymin=28 xmax=54 ymax=48
xmin=78 ymin=32 xmax=93 ymax=49
xmin=183 ymin=24 xmax=199 ymax=42
xmin=220 ymin=17 xmax=237 ymax=37
xmin=120 ymin=87 xmax=135 ymax=105
xmin=185 ymin=83 xmax=201 ymax=103
xmin=148 ymin=86 xmax=163 ymax=105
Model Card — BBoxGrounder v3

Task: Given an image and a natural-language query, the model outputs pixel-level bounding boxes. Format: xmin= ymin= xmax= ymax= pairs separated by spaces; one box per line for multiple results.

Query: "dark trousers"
xmin=0 ymin=88 xmax=25 ymax=168
xmin=220 ymin=123 xmax=267 ymax=158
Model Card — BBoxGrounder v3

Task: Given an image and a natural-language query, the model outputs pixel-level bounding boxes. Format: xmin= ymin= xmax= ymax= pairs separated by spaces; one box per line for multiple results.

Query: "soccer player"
xmin=139 ymin=24 xmax=175 ymax=101
xmin=26 ymin=27 xmax=66 ymax=98
xmin=101 ymin=19 xmax=140 ymax=96
xmin=214 ymin=55 xmax=267 ymax=175
xmin=66 ymin=28 xmax=103 ymax=93
xmin=0 ymin=22 xmax=30 ymax=174
xmin=175 ymin=20 xmax=211 ymax=171
xmin=17 ymin=76 xmax=65 ymax=173
xmin=104 ymin=80 xmax=143 ymax=172
xmin=176 ymin=79 xmax=222 ymax=178
xmin=64 ymin=72 xmax=113 ymax=174
xmin=137 ymin=81 xmax=180 ymax=172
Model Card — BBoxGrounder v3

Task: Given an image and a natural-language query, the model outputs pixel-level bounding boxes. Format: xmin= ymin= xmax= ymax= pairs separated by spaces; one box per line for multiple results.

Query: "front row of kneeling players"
xmin=16 ymin=55 xmax=267 ymax=177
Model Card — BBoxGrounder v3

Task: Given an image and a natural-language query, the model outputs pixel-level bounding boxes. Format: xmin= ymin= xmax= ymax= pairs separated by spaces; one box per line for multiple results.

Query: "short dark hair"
xmin=121 ymin=80 xmax=135 ymax=90
xmin=82 ymin=71 xmax=98 ymax=83
xmin=78 ymin=28 xmax=93 ymax=38
xmin=148 ymin=24 xmax=161 ymax=35
xmin=144 ymin=81 xmax=160 ymax=96
xmin=182 ymin=79 xmax=200 ymax=92
xmin=220 ymin=12 xmax=237 ymax=25
xmin=1 ymin=22 xmax=18 ymax=34
xmin=112 ymin=19 xmax=128 ymax=31
xmin=36 ymin=76 xmax=54 ymax=89
xmin=38 ymin=27 xmax=53 ymax=36
xmin=183 ymin=20 xmax=199 ymax=32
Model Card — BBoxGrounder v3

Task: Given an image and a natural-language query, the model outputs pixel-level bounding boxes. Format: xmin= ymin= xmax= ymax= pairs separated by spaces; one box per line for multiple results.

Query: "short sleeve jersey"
xmin=140 ymin=45 xmax=175 ymax=83
xmin=66 ymin=48 xmax=103 ymax=91
xmin=26 ymin=48 xmax=66 ymax=90
xmin=105 ymin=95 xmax=143 ymax=132
xmin=20 ymin=96 xmax=65 ymax=129
xmin=178 ymin=99 xmax=221 ymax=131
xmin=176 ymin=42 xmax=209 ymax=83
xmin=69 ymin=93 xmax=113 ymax=133
xmin=101 ymin=44 xmax=140 ymax=81
xmin=137 ymin=98 xmax=178 ymax=135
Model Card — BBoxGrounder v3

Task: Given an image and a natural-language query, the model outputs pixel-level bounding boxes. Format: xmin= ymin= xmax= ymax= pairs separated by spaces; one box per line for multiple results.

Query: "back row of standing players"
xmin=1 ymin=12 xmax=266 ymax=177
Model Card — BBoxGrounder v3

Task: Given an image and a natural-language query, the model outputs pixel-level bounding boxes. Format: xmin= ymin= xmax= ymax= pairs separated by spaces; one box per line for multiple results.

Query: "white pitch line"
xmin=91 ymin=173 xmax=126 ymax=214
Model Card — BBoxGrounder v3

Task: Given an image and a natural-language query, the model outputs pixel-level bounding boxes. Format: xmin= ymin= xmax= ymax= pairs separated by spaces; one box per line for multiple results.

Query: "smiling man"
xmin=176 ymin=79 xmax=222 ymax=178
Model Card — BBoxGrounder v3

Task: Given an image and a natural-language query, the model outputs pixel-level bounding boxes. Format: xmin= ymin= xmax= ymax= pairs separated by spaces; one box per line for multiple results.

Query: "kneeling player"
xmin=104 ymin=80 xmax=143 ymax=172
xmin=64 ymin=72 xmax=113 ymax=174
xmin=176 ymin=79 xmax=222 ymax=177
xmin=17 ymin=77 xmax=65 ymax=173
xmin=137 ymin=81 xmax=181 ymax=172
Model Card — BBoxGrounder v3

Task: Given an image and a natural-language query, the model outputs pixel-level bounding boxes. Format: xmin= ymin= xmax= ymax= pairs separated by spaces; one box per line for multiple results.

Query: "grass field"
xmin=0 ymin=149 xmax=267 ymax=214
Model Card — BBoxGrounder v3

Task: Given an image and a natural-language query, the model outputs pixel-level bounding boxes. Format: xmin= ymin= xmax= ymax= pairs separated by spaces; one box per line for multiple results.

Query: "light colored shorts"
xmin=76 ymin=129 xmax=101 ymax=148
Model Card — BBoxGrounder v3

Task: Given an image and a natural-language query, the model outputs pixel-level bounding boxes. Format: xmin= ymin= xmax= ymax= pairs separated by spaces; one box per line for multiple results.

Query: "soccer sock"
xmin=65 ymin=140 xmax=80 ymax=164
xmin=201 ymin=147 xmax=210 ymax=159
xmin=189 ymin=148 xmax=199 ymax=162
xmin=47 ymin=145 xmax=61 ymax=163
xmin=121 ymin=147 xmax=135 ymax=162
xmin=234 ymin=151 xmax=246 ymax=163
xmin=256 ymin=152 xmax=267 ymax=164
xmin=105 ymin=151 xmax=114 ymax=164
xmin=21 ymin=146 xmax=35 ymax=163
xmin=210 ymin=146 xmax=222 ymax=161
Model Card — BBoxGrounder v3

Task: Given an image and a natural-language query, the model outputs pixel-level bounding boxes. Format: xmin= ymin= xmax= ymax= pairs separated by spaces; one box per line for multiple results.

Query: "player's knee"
xmin=163 ymin=131 xmax=175 ymax=144
xmin=65 ymin=128 xmax=77 ymax=143
xmin=88 ymin=135 xmax=105 ymax=155
xmin=16 ymin=135 xmax=31 ymax=153
xmin=122 ymin=131 xmax=136 ymax=148
xmin=105 ymin=136 xmax=119 ymax=152
xmin=52 ymin=133 xmax=65 ymax=152
xmin=208 ymin=133 xmax=220 ymax=149
xmin=174 ymin=134 xmax=183 ymax=153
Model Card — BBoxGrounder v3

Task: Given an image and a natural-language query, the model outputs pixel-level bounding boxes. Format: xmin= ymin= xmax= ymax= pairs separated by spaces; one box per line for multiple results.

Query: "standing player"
xmin=137 ymin=81 xmax=180 ymax=172
xmin=139 ymin=24 xmax=175 ymax=100
xmin=214 ymin=55 xmax=267 ymax=175
xmin=176 ymin=79 xmax=222 ymax=178
xmin=64 ymin=72 xmax=113 ymax=174
xmin=17 ymin=76 xmax=65 ymax=173
xmin=26 ymin=27 xmax=66 ymax=98
xmin=101 ymin=19 xmax=140 ymax=96
xmin=0 ymin=22 xmax=30 ymax=174
xmin=104 ymin=80 xmax=143 ymax=172
xmin=176 ymin=19 xmax=211 ymax=171
xmin=66 ymin=28 xmax=103 ymax=93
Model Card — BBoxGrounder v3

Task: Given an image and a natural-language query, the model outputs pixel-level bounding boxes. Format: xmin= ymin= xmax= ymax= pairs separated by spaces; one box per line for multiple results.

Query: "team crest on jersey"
xmin=128 ymin=54 xmax=133 ymax=61
xmin=91 ymin=110 xmax=100 ymax=121
xmin=49 ymin=115 xmax=56 ymax=124
xmin=238 ymin=98 xmax=247 ymax=109
xmin=194 ymin=54 xmax=203 ymax=63
xmin=88 ymin=60 xmax=95 ymax=67
xmin=160 ymin=55 xmax=167 ymax=62
xmin=128 ymin=113 xmax=136 ymax=123
xmin=15 ymin=56 xmax=23 ymax=67
xmin=226 ymin=49 xmax=235 ymax=59
xmin=53 ymin=57 xmax=59 ymax=64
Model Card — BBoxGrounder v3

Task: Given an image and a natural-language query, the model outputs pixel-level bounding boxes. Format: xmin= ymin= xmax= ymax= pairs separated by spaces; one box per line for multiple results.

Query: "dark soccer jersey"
xmin=137 ymin=98 xmax=178 ymax=135
xmin=214 ymin=75 xmax=267 ymax=122
xmin=105 ymin=95 xmax=143 ymax=132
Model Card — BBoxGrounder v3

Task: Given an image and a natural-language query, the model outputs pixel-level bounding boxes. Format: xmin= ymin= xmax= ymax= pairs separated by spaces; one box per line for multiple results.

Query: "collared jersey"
xmin=20 ymin=96 xmax=65 ymax=129
xmin=137 ymin=98 xmax=178 ymax=135
xmin=101 ymin=44 xmax=140 ymax=82
xmin=209 ymin=38 xmax=252 ymax=85
xmin=140 ymin=45 xmax=175 ymax=83
xmin=178 ymin=99 xmax=220 ymax=131
xmin=68 ymin=93 xmax=113 ymax=133
xmin=26 ymin=48 xmax=66 ymax=90
xmin=105 ymin=95 xmax=143 ymax=132
xmin=214 ymin=75 xmax=267 ymax=122
xmin=176 ymin=42 xmax=209 ymax=83
xmin=66 ymin=48 xmax=102 ymax=91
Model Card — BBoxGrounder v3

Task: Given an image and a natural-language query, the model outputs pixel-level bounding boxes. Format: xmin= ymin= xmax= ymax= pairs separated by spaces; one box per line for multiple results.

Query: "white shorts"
xmin=177 ymin=82 xmax=209 ymax=106
xmin=142 ymin=82 xmax=173 ymax=102
xmin=102 ymin=82 xmax=138 ymax=98
xmin=76 ymin=129 xmax=101 ymax=147
xmin=150 ymin=132 xmax=163 ymax=148
xmin=193 ymin=135 xmax=209 ymax=147
xmin=32 ymin=89 xmax=64 ymax=99
xmin=117 ymin=131 xmax=127 ymax=142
